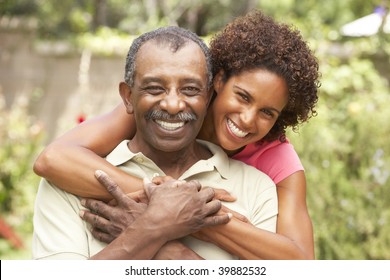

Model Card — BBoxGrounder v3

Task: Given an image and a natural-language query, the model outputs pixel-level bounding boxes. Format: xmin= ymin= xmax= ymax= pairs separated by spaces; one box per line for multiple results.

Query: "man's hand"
xmin=79 ymin=170 xmax=147 ymax=243
xmin=143 ymin=178 xmax=232 ymax=241
xmin=81 ymin=170 xmax=232 ymax=244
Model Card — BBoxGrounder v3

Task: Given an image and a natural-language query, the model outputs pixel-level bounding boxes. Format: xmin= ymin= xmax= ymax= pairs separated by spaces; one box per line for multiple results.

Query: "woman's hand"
xmin=191 ymin=205 xmax=249 ymax=243
xmin=153 ymin=175 xmax=237 ymax=202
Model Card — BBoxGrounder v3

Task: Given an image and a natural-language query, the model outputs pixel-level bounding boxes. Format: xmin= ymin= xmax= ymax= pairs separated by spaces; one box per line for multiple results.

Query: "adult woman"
xmin=34 ymin=10 xmax=320 ymax=259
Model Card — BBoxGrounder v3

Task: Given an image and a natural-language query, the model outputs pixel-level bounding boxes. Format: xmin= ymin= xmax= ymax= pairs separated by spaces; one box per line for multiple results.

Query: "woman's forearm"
xmin=202 ymin=218 xmax=310 ymax=260
xmin=33 ymin=104 xmax=140 ymax=200
xmin=34 ymin=143 xmax=143 ymax=201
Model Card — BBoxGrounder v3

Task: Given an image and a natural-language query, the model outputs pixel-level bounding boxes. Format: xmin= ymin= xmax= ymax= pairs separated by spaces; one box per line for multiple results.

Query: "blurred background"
xmin=0 ymin=0 xmax=389 ymax=259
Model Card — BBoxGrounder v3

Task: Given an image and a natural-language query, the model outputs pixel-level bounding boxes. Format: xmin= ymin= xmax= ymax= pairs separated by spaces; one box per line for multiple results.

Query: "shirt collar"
xmin=105 ymin=140 xmax=135 ymax=166
xmin=105 ymin=139 xmax=231 ymax=179
xmin=194 ymin=140 xmax=230 ymax=179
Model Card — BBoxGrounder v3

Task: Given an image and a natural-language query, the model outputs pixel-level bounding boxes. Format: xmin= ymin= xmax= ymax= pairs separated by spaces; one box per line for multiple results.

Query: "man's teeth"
xmin=227 ymin=119 xmax=248 ymax=138
xmin=155 ymin=120 xmax=185 ymax=130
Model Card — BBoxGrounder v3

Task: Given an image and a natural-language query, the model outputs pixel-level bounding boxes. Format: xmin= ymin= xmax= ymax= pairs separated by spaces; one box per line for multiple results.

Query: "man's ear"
xmin=119 ymin=82 xmax=134 ymax=114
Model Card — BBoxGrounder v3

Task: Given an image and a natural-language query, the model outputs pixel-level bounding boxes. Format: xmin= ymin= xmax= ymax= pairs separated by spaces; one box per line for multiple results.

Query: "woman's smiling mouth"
xmin=227 ymin=118 xmax=248 ymax=138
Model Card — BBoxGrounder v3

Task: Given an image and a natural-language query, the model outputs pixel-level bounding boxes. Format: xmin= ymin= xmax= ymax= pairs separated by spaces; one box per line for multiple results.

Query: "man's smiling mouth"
xmin=155 ymin=120 xmax=185 ymax=131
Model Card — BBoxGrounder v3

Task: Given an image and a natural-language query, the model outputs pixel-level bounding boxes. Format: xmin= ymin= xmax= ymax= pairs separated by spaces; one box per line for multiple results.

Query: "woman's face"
xmin=211 ymin=69 xmax=288 ymax=151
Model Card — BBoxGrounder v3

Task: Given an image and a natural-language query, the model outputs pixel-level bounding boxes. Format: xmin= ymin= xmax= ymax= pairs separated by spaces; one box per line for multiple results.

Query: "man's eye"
xmin=181 ymin=87 xmax=200 ymax=96
xmin=145 ymin=87 xmax=165 ymax=94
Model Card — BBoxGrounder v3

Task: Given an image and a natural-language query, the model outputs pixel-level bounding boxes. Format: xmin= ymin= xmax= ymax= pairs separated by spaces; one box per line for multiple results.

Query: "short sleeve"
xmin=256 ymin=142 xmax=304 ymax=184
xmin=233 ymin=140 xmax=304 ymax=184
xmin=32 ymin=179 xmax=90 ymax=259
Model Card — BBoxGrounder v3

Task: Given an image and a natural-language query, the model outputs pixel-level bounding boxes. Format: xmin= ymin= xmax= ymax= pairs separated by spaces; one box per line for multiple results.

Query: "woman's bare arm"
xmin=33 ymin=104 xmax=141 ymax=201
xmin=274 ymin=170 xmax=314 ymax=258
xmin=194 ymin=171 xmax=314 ymax=259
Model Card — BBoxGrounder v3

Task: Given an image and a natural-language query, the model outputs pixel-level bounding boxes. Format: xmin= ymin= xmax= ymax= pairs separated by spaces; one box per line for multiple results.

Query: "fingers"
xmin=126 ymin=190 xmax=145 ymax=202
xmin=90 ymin=228 xmax=115 ymax=244
xmin=202 ymin=199 xmax=222 ymax=216
xmin=221 ymin=205 xmax=249 ymax=223
xmin=144 ymin=178 xmax=200 ymax=200
xmin=79 ymin=208 xmax=111 ymax=234
xmin=185 ymin=180 xmax=202 ymax=191
xmin=143 ymin=177 xmax=155 ymax=199
xmin=203 ymin=213 xmax=232 ymax=227
xmin=81 ymin=198 xmax=114 ymax=220
xmin=198 ymin=187 xmax=215 ymax=203
xmin=95 ymin=170 xmax=134 ymax=207
xmin=152 ymin=175 xmax=174 ymax=185
xmin=200 ymin=200 xmax=233 ymax=227
xmin=212 ymin=188 xmax=236 ymax=202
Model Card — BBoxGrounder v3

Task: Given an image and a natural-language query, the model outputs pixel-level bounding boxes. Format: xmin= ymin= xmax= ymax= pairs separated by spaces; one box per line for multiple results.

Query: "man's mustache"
xmin=145 ymin=110 xmax=197 ymax=121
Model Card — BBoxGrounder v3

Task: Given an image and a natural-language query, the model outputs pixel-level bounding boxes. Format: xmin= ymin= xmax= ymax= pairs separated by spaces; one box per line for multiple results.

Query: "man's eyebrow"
xmin=140 ymin=77 xmax=206 ymax=88
xmin=182 ymin=78 xmax=205 ymax=86
xmin=140 ymin=77 xmax=163 ymax=84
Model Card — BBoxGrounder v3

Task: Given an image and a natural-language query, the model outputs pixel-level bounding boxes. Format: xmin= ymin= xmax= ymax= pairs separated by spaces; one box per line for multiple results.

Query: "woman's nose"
xmin=241 ymin=108 xmax=257 ymax=126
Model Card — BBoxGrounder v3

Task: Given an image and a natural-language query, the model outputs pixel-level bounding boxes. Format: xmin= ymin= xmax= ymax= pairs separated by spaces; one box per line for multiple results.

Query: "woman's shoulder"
xmin=233 ymin=139 xmax=304 ymax=184
xmin=233 ymin=139 xmax=297 ymax=161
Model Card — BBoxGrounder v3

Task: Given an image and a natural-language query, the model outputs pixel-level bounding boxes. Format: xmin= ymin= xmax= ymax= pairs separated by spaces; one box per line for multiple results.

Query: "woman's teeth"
xmin=227 ymin=119 xmax=248 ymax=138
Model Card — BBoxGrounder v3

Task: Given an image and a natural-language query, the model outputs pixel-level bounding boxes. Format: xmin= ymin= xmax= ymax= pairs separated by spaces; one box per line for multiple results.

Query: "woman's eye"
xmin=238 ymin=93 xmax=249 ymax=102
xmin=261 ymin=109 xmax=274 ymax=118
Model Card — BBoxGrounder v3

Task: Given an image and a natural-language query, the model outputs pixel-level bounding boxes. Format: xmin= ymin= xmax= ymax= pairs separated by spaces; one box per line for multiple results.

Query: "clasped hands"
xmin=79 ymin=171 xmax=246 ymax=249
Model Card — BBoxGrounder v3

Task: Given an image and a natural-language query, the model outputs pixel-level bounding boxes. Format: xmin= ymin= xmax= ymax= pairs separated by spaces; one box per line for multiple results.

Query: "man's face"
xmin=121 ymin=40 xmax=210 ymax=155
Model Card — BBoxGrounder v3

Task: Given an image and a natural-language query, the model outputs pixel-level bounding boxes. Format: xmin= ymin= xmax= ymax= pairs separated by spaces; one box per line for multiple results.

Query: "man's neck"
xmin=127 ymin=139 xmax=212 ymax=179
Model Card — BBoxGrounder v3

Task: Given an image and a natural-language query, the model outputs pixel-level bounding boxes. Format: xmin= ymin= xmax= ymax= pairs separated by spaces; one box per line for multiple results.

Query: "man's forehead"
xmin=137 ymin=40 xmax=205 ymax=60
xmin=134 ymin=40 xmax=208 ymax=83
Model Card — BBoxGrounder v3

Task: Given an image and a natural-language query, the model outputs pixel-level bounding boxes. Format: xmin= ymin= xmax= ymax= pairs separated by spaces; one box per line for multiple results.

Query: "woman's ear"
xmin=119 ymin=82 xmax=134 ymax=114
xmin=213 ymin=70 xmax=225 ymax=94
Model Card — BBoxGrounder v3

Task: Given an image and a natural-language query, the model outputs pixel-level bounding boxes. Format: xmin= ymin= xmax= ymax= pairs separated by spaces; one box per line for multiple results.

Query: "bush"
xmin=0 ymin=92 xmax=45 ymax=258
xmin=289 ymin=51 xmax=390 ymax=259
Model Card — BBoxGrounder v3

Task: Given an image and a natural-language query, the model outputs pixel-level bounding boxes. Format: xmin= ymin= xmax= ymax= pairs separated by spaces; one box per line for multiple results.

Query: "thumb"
xmin=143 ymin=177 xmax=154 ymax=199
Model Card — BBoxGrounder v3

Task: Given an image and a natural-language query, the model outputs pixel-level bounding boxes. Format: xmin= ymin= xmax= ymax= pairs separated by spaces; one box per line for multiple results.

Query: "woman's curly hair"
xmin=209 ymin=10 xmax=320 ymax=142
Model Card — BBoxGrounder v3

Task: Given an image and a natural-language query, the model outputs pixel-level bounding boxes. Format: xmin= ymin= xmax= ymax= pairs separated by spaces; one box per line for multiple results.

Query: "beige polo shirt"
xmin=32 ymin=140 xmax=278 ymax=260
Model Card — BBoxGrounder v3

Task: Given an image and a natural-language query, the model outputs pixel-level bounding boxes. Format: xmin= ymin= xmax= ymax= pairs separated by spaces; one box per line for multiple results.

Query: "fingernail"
xmin=80 ymin=199 xmax=86 ymax=206
xmin=95 ymin=170 xmax=103 ymax=178
xmin=228 ymin=213 xmax=233 ymax=219
xmin=79 ymin=210 xmax=84 ymax=218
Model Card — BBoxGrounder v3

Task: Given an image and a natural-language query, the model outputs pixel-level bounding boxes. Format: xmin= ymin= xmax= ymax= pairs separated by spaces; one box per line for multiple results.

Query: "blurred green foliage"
xmin=289 ymin=42 xmax=390 ymax=259
xmin=1 ymin=0 xmax=390 ymax=260
xmin=0 ymin=0 xmax=382 ymax=37
xmin=0 ymin=92 xmax=44 ymax=259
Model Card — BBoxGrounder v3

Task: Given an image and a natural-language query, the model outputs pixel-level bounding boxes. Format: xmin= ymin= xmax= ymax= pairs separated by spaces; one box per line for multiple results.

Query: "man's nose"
xmin=159 ymin=91 xmax=186 ymax=114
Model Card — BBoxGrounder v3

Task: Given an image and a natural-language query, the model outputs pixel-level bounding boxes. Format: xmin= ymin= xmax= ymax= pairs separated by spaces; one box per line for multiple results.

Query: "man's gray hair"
xmin=124 ymin=26 xmax=213 ymax=89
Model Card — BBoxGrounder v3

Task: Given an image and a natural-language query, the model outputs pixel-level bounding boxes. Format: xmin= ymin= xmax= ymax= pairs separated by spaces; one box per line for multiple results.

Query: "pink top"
xmin=232 ymin=139 xmax=304 ymax=184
